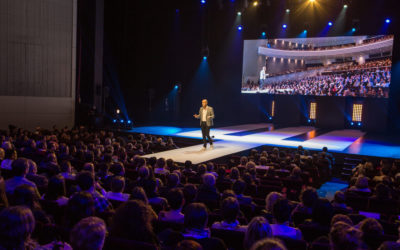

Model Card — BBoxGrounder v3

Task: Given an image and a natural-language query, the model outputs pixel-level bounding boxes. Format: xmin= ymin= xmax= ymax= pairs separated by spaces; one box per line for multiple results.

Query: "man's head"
xmin=202 ymin=99 xmax=208 ymax=108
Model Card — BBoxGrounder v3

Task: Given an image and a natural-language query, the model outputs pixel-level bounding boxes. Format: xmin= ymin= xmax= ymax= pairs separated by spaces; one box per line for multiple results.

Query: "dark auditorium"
xmin=1 ymin=0 xmax=400 ymax=250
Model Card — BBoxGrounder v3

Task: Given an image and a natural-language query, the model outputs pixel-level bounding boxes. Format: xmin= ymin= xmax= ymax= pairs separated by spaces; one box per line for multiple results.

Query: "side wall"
xmin=0 ymin=0 xmax=77 ymax=129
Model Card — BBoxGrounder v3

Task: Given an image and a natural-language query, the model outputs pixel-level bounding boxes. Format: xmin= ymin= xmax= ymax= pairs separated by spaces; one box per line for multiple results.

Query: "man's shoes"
xmin=210 ymin=144 xmax=214 ymax=150
xmin=201 ymin=146 xmax=206 ymax=151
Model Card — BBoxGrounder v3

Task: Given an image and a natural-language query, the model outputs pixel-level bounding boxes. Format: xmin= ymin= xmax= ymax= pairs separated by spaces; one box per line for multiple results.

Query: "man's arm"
xmin=209 ymin=107 xmax=215 ymax=119
xmin=193 ymin=108 xmax=201 ymax=119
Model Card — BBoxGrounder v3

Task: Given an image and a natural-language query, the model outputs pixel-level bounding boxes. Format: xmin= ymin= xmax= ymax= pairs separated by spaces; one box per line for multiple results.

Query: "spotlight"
xmin=237 ymin=25 xmax=243 ymax=31
xmin=343 ymin=4 xmax=348 ymax=8
xmin=350 ymin=122 xmax=354 ymax=126
xmin=113 ymin=119 xmax=117 ymax=123
xmin=358 ymin=122 xmax=361 ymax=126
xmin=120 ymin=119 xmax=124 ymax=123
xmin=261 ymin=31 xmax=266 ymax=36
xmin=201 ymin=0 xmax=206 ymax=4
xmin=282 ymin=24 xmax=287 ymax=29
xmin=309 ymin=0 xmax=315 ymax=2
xmin=203 ymin=56 xmax=207 ymax=60
xmin=308 ymin=119 xmax=311 ymax=123
xmin=253 ymin=1 xmax=258 ymax=6
xmin=385 ymin=18 xmax=391 ymax=24
xmin=116 ymin=109 xmax=120 ymax=114
xmin=127 ymin=120 xmax=132 ymax=124
xmin=237 ymin=11 xmax=242 ymax=16
xmin=303 ymin=29 xmax=307 ymax=33
xmin=328 ymin=21 xmax=333 ymax=26
xmin=286 ymin=9 xmax=290 ymax=13
xmin=352 ymin=27 xmax=356 ymax=32
xmin=174 ymin=85 xmax=179 ymax=90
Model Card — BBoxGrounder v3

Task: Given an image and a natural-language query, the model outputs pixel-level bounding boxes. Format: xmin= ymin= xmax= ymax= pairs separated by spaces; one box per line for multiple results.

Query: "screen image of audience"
xmin=1 ymin=126 xmax=400 ymax=250
xmin=242 ymin=59 xmax=391 ymax=98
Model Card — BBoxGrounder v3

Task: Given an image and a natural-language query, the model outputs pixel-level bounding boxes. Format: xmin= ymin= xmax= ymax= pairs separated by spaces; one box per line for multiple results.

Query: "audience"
xmin=271 ymin=198 xmax=303 ymax=240
xmin=0 ymin=125 xmax=399 ymax=249
xmin=212 ymin=197 xmax=247 ymax=232
xmin=159 ymin=188 xmax=185 ymax=223
xmin=70 ymin=216 xmax=106 ymax=250
xmin=244 ymin=216 xmax=273 ymax=250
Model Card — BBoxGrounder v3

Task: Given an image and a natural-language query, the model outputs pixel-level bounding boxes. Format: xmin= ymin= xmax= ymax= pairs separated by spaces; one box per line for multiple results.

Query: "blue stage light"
xmin=282 ymin=24 xmax=287 ymax=29
xmin=237 ymin=11 xmax=241 ymax=16
xmin=308 ymin=119 xmax=311 ymax=123
xmin=237 ymin=25 xmax=243 ymax=31
xmin=350 ymin=122 xmax=354 ymax=126
xmin=303 ymin=29 xmax=307 ymax=33
xmin=120 ymin=119 xmax=124 ymax=123
xmin=358 ymin=122 xmax=361 ymax=126
xmin=269 ymin=117 xmax=272 ymax=120
xmin=261 ymin=32 xmax=266 ymax=36
xmin=352 ymin=27 xmax=356 ymax=32
xmin=385 ymin=18 xmax=391 ymax=24
xmin=127 ymin=120 xmax=131 ymax=124
xmin=203 ymin=56 xmax=207 ymax=60
xmin=174 ymin=85 xmax=179 ymax=90
xmin=113 ymin=119 xmax=116 ymax=123
xmin=328 ymin=21 xmax=333 ymax=26
xmin=201 ymin=0 xmax=206 ymax=4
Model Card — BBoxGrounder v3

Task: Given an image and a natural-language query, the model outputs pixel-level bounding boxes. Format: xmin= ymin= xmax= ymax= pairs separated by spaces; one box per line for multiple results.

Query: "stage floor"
xmin=129 ymin=123 xmax=400 ymax=163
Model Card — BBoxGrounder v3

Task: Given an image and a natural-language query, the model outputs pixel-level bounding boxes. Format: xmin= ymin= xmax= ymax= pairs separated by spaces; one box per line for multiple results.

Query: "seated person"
xmin=331 ymin=191 xmax=352 ymax=213
xmin=212 ymin=197 xmax=247 ymax=232
xmin=143 ymin=178 xmax=168 ymax=212
xmin=5 ymin=158 xmax=39 ymax=196
xmin=349 ymin=176 xmax=371 ymax=193
xmin=244 ymin=216 xmax=272 ymax=250
xmin=232 ymin=179 xmax=253 ymax=205
xmin=43 ymin=175 xmax=69 ymax=206
xmin=271 ymin=198 xmax=302 ymax=240
xmin=159 ymin=188 xmax=185 ymax=224
xmin=182 ymin=203 xmax=226 ymax=250
xmin=195 ymin=174 xmax=220 ymax=209
xmin=105 ymin=176 xmax=130 ymax=202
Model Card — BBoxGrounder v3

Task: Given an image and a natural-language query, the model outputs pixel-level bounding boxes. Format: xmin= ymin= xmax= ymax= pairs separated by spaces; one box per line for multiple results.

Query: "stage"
xmin=128 ymin=123 xmax=400 ymax=164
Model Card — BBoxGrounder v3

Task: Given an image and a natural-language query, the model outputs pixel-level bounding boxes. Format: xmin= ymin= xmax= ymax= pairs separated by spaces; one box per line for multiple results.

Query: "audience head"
xmin=359 ymin=218 xmax=383 ymax=236
xmin=312 ymin=198 xmax=334 ymax=226
xmin=250 ymin=238 xmax=287 ymax=250
xmin=12 ymin=184 xmax=40 ymax=210
xmin=70 ymin=217 xmax=106 ymax=250
xmin=265 ymin=192 xmax=283 ymax=213
xmin=300 ymin=187 xmax=318 ymax=208
xmin=333 ymin=191 xmax=346 ymax=204
xmin=355 ymin=176 xmax=369 ymax=189
xmin=329 ymin=222 xmax=362 ymax=250
xmin=45 ymin=175 xmax=67 ymax=200
xmin=331 ymin=214 xmax=353 ymax=227
xmin=0 ymin=206 xmax=35 ymax=249
xmin=272 ymin=198 xmax=291 ymax=224
xmin=177 ymin=240 xmax=203 ymax=250
xmin=131 ymin=186 xmax=149 ymax=204
xmin=66 ymin=191 xmax=95 ymax=228
xmin=202 ymin=173 xmax=216 ymax=188
xmin=167 ymin=172 xmax=180 ymax=188
xmin=76 ymin=171 xmax=95 ymax=191
xmin=221 ymin=197 xmax=240 ymax=223
xmin=110 ymin=176 xmax=125 ymax=193
xmin=11 ymin=158 xmax=29 ymax=177
xmin=110 ymin=200 xmax=154 ymax=241
xmin=184 ymin=203 xmax=208 ymax=231
xmin=167 ymin=188 xmax=184 ymax=211
xmin=244 ymin=216 xmax=273 ymax=250
xmin=230 ymin=167 xmax=240 ymax=180
xmin=233 ymin=179 xmax=246 ymax=195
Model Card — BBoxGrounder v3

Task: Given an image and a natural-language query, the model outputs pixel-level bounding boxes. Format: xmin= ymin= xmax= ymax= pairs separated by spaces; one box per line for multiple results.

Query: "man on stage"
xmin=193 ymin=99 xmax=215 ymax=150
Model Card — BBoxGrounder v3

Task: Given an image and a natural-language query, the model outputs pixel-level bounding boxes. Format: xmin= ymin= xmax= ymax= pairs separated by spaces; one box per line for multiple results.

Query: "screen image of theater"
xmin=241 ymin=35 xmax=394 ymax=98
